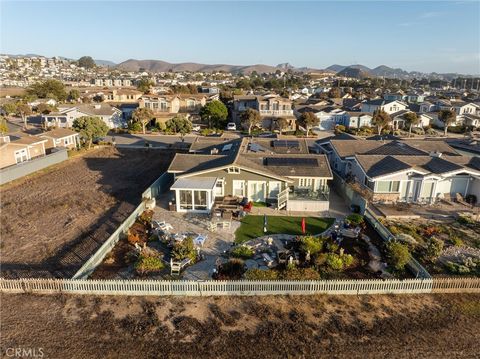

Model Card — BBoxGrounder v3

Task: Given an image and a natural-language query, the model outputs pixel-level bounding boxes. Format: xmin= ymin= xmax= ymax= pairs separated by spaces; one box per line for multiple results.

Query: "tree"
xmin=36 ymin=103 xmax=56 ymax=115
xmin=438 ymin=109 xmax=456 ymax=136
xmin=16 ymin=103 xmax=32 ymax=128
xmin=240 ymin=108 xmax=261 ymax=135
xmin=328 ymin=87 xmax=342 ymax=98
xmin=72 ymin=116 xmax=109 ymax=149
xmin=165 ymin=115 xmax=192 ymax=136
xmin=0 ymin=116 xmax=8 ymax=134
xmin=1 ymin=102 xmax=17 ymax=115
xmin=403 ymin=112 xmax=420 ymax=137
xmin=298 ymin=111 xmax=319 ymax=135
xmin=68 ymin=89 xmax=80 ymax=102
xmin=131 ymin=107 xmax=154 ymax=134
xmin=387 ymin=241 xmax=410 ymax=270
xmin=372 ymin=109 xmax=391 ymax=135
xmin=27 ymin=80 xmax=67 ymax=102
xmin=136 ymin=78 xmax=154 ymax=94
xmin=77 ymin=56 xmax=96 ymax=69
xmin=199 ymin=100 xmax=228 ymax=129
xmin=275 ymin=117 xmax=289 ymax=135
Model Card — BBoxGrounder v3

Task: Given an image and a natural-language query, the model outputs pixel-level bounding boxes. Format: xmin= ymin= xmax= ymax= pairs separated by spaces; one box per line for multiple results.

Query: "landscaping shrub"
xmin=450 ymin=235 xmax=464 ymax=247
xmin=127 ymin=232 xmax=142 ymax=245
xmin=282 ymin=267 xmax=321 ymax=280
xmin=334 ymin=124 xmax=346 ymax=134
xmin=325 ymin=253 xmax=354 ymax=271
xmin=423 ymin=226 xmax=439 ymax=238
xmin=171 ymin=237 xmax=197 ymax=262
xmin=345 ymin=213 xmax=364 ymax=226
xmin=230 ymin=246 xmax=254 ymax=259
xmin=425 ymin=128 xmax=437 ymax=136
xmin=424 ymin=238 xmax=444 ymax=262
xmin=135 ymin=255 xmax=164 ymax=275
xmin=244 ymin=268 xmax=279 ymax=280
xmin=465 ymin=194 xmax=477 ymax=205
xmin=128 ymin=121 xmax=142 ymax=132
xmin=412 ymin=127 xmax=425 ymax=135
xmin=457 ymin=215 xmax=475 ymax=225
xmin=217 ymin=259 xmax=245 ymax=280
xmin=138 ymin=210 xmax=154 ymax=227
xmin=299 ymin=236 xmax=325 ymax=256
xmin=387 ymin=241 xmax=410 ymax=270
xmin=127 ymin=222 xmax=148 ymax=245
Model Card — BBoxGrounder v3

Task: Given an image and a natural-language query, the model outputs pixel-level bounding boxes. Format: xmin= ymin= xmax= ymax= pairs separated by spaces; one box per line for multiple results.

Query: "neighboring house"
xmin=37 ymin=128 xmax=80 ymax=152
xmin=167 ymin=137 xmax=333 ymax=213
xmin=361 ymin=99 xmax=407 ymax=114
xmin=42 ymin=103 xmax=124 ymax=129
xmin=295 ymin=106 xmax=348 ymax=131
xmin=320 ymin=138 xmax=480 ymax=204
xmin=0 ymin=134 xmax=47 ymax=169
xmin=383 ymin=92 xmax=405 ymax=102
xmin=419 ymin=101 xmax=435 ymax=113
xmin=28 ymin=98 xmax=57 ymax=108
xmin=346 ymin=113 xmax=373 ymax=129
xmin=232 ymin=95 xmax=295 ymax=131
xmin=342 ymin=98 xmax=363 ymax=112
xmin=102 ymin=89 xmax=143 ymax=103
xmin=405 ymin=93 xmax=425 ymax=104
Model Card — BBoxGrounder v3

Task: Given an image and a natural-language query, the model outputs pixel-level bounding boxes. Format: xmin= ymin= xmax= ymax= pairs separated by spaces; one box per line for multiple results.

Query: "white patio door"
xmin=248 ymin=181 xmax=266 ymax=202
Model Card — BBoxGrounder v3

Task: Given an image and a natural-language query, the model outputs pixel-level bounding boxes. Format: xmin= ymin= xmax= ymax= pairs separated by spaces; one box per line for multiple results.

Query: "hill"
xmin=336 ymin=66 xmax=371 ymax=79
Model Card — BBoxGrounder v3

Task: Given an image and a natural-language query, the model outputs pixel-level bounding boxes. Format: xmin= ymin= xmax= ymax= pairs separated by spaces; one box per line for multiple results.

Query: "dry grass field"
xmin=0 ymin=293 xmax=479 ymax=358
xmin=0 ymin=147 xmax=174 ymax=278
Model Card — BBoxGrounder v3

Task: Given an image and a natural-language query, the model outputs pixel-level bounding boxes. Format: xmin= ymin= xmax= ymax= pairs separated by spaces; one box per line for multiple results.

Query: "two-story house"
xmin=361 ymin=99 xmax=408 ymax=114
xmin=41 ymin=104 xmax=124 ymax=129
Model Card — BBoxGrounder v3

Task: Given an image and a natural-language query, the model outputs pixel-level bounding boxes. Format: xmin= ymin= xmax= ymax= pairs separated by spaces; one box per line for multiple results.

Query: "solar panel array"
xmin=266 ymin=157 xmax=318 ymax=167
xmin=272 ymin=140 xmax=300 ymax=149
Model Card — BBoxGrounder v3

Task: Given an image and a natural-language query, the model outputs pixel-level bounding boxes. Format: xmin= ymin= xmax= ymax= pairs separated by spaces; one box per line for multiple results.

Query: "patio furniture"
xmin=194 ymin=234 xmax=207 ymax=247
xmin=152 ymin=220 xmax=173 ymax=232
xmin=262 ymin=253 xmax=274 ymax=267
xmin=173 ymin=233 xmax=187 ymax=242
xmin=208 ymin=222 xmax=218 ymax=232
xmin=170 ymin=257 xmax=192 ymax=275
xmin=222 ymin=211 xmax=233 ymax=220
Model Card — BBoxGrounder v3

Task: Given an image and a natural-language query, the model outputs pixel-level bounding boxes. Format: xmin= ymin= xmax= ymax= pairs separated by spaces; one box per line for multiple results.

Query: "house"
xmin=232 ymin=94 xmax=296 ymax=131
xmin=361 ymin=99 xmax=407 ymax=114
xmin=295 ymin=106 xmax=348 ymax=131
xmin=419 ymin=101 xmax=435 ymax=113
xmin=383 ymin=92 xmax=405 ymax=102
xmin=42 ymin=104 xmax=124 ymax=129
xmin=0 ymin=134 xmax=47 ymax=169
xmin=167 ymin=137 xmax=333 ymax=213
xmin=102 ymin=89 xmax=143 ymax=103
xmin=37 ymin=128 xmax=80 ymax=152
xmin=405 ymin=92 xmax=425 ymax=104
xmin=321 ymin=138 xmax=480 ymax=204
xmin=346 ymin=113 xmax=373 ymax=129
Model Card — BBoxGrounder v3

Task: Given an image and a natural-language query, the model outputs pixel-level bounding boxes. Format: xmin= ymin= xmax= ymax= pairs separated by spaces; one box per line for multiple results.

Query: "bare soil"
xmin=0 ymin=147 xmax=174 ymax=278
xmin=1 ymin=293 xmax=479 ymax=358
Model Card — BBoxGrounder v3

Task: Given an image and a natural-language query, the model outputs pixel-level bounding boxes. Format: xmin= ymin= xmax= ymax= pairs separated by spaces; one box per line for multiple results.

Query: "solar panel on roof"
xmin=222 ymin=144 xmax=233 ymax=152
xmin=272 ymin=140 xmax=300 ymax=149
xmin=266 ymin=158 xmax=317 ymax=167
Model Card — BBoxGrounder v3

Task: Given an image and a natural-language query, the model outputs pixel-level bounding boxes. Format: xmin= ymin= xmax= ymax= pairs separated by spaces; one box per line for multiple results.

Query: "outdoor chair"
xmin=194 ymin=234 xmax=207 ymax=247
xmin=243 ymin=201 xmax=253 ymax=213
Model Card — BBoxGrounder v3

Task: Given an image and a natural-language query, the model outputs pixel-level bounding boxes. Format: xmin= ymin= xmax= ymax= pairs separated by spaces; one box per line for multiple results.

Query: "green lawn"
xmin=235 ymin=215 xmax=334 ymax=243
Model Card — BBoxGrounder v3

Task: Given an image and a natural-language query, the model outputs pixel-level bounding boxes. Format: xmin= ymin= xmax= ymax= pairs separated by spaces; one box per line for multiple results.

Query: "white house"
xmin=361 ymin=99 xmax=407 ymax=114
xmin=42 ymin=104 xmax=124 ymax=129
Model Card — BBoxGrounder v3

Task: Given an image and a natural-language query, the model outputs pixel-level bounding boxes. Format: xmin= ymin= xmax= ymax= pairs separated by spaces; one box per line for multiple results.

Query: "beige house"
xmin=37 ymin=128 xmax=80 ymax=152
xmin=103 ymin=89 xmax=143 ymax=103
xmin=232 ymin=94 xmax=296 ymax=131
xmin=0 ymin=134 xmax=47 ymax=169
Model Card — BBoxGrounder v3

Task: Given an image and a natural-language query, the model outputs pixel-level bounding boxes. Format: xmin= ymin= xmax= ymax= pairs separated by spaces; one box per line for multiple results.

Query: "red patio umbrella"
xmin=301 ymin=217 xmax=306 ymax=234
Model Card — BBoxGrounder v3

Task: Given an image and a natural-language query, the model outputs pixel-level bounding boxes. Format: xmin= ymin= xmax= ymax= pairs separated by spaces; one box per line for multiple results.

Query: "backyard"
xmin=0 ymin=147 xmax=174 ymax=278
xmin=235 ymin=215 xmax=334 ymax=243
xmin=382 ymin=215 xmax=480 ymax=277
xmin=1 ymin=293 xmax=479 ymax=358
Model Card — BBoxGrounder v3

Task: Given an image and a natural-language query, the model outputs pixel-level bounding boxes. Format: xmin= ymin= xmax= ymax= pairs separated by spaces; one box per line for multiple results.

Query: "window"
xmin=160 ymin=102 xmax=167 ymax=110
xmin=268 ymin=181 xmax=281 ymax=197
xmin=228 ymin=167 xmax=240 ymax=174
xmin=376 ymin=181 xmax=400 ymax=193
xmin=179 ymin=190 xmax=193 ymax=210
xmin=14 ymin=149 xmax=28 ymax=164
xmin=193 ymin=190 xmax=207 ymax=210
xmin=233 ymin=180 xmax=244 ymax=197
xmin=299 ymin=178 xmax=313 ymax=187
xmin=187 ymin=100 xmax=195 ymax=108
xmin=214 ymin=180 xmax=224 ymax=197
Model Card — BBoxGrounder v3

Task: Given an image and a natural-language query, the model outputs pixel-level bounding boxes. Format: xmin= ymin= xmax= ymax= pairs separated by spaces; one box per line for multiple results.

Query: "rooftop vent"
xmin=430 ymin=151 xmax=442 ymax=158
xmin=210 ymin=148 xmax=219 ymax=154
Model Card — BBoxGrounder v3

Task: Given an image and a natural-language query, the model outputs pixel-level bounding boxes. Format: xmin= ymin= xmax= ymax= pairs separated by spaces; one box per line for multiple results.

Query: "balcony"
xmin=288 ymin=188 xmax=330 ymax=202
xmin=259 ymin=109 xmax=293 ymax=116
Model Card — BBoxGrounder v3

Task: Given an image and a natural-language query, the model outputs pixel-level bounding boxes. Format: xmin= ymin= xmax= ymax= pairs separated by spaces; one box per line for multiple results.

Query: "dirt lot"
xmin=1 ymin=293 xmax=479 ymax=358
xmin=0 ymin=147 xmax=174 ymax=278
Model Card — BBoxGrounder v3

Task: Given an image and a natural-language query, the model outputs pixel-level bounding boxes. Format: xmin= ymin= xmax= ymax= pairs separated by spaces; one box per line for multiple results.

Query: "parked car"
xmin=226 ymin=122 xmax=237 ymax=131
xmin=192 ymin=124 xmax=201 ymax=132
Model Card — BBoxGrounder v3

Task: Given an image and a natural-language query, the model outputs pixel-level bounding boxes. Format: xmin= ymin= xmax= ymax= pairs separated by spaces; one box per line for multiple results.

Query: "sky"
xmin=1 ymin=0 xmax=479 ymax=74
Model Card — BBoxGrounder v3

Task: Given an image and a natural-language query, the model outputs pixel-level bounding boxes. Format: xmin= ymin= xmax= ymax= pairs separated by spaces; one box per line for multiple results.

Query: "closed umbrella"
xmin=301 ymin=217 xmax=306 ymax=234
xmin=263 ymin=214 xmax=268 ymax=233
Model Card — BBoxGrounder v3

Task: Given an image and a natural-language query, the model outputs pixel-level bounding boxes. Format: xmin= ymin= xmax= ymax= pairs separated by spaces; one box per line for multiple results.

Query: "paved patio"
xmin=373 ymin=201 xmax=479 ymax=220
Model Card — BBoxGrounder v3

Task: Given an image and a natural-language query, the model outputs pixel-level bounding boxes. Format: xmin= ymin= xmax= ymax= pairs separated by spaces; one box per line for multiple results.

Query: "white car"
xmin=192 ymin=124 xmax=201 ymax=132
xmin=227 ymin=122 xmax=237 ymax=131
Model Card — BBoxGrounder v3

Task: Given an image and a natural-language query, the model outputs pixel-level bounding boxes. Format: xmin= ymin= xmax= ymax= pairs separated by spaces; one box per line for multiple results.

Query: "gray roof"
xmin=170 ymin=177 xmax=217 ymax=190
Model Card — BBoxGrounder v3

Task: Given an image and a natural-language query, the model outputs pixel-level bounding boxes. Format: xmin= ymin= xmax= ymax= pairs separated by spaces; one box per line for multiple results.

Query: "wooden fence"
xmin=1 ymin=277 xmax=479 ymax=296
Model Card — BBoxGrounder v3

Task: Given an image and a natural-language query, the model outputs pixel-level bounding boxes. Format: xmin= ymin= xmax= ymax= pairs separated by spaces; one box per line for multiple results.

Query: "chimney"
xmin=430 ymin=151 xmax=442 ymax=158
xmin=0 ymin=135 xmax=10 ymax=144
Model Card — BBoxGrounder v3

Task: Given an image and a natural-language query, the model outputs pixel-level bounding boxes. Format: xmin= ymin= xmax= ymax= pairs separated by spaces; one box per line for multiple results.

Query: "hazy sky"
xmin=1 ymin=1 xmax=479 ymax=74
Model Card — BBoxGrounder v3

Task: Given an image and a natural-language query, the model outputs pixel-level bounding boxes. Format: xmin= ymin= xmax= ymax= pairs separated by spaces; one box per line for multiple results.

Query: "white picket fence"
xmin=1 ymin=277 xmax=479 ymax=296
